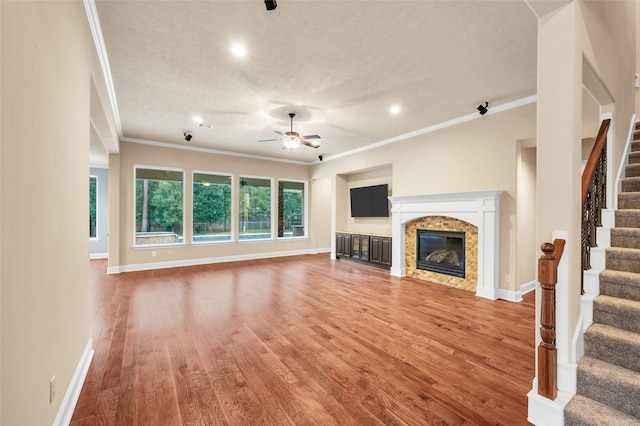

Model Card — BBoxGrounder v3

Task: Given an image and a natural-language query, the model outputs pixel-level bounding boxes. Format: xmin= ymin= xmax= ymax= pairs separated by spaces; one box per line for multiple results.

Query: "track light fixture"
xmin=264 ymin=0 xmax=277 ymax=10
xmin=477 ymin=102 xmax=489 ymax=116
xmin=183 ymin=132 xmax=193 ymax=142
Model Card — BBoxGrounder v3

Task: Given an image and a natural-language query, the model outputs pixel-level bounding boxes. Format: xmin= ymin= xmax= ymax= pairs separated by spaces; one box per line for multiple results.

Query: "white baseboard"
xmin=114 ymin=248 xmax=329 ymax=273
xmin=527 ymin=379 xmax=573 ymax=426
xmin=53 ymin=338 xmax=94 ymax=426
xmin=389 ymin=265 xmax=405 ymax=277
xmin=309 ymin=247 xmax=331 ymax=254
xmin=495 ymin=280 xmax=536 ymax=303
xmin=89 ymin=252 xmax=108 ymax=260
xmin=520 ymin=280 xmax=536 ymax=295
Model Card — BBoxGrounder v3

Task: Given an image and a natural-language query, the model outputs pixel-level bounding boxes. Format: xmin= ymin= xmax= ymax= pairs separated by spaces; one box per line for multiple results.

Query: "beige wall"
xmin=344 ymin=166 xmax=392 ymax=235
xmin=312 ymin=103 xmax=537 ymax=292
xmin=309 ymin=176 xmax=332 ymax=249
xmin=535 ymin=0 xmax=636 ymax=361
xmin=0 ymin=2 xmax=117 ymax=424
xmin=516 ymin=143 xmax=537 ymax=287
xmin=116 ymin=142 xmax=319 ymax=268
xmin=580 ymin=1 xmax=636 ymax=180
xmin=0 ymin=1 xmax=3 ymax=420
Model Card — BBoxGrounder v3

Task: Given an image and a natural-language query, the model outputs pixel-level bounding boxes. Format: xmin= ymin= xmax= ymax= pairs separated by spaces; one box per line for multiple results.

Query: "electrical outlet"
xmin=168 ymin=250 xmax=172 ymax=256
xmin=50 ymin=375 xmax=56 ymax=403
xmin=505 ymin=275 xmax=511 ymax=284
xmin=151 ymin=251 xmax=156 ymax=257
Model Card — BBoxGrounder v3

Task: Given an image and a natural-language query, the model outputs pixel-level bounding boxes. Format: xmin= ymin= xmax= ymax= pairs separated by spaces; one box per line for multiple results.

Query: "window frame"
xmin=191 ymin=170 xmax=234 ymax=245
xmin=133 ymin=165 xmax=186 ymax=249
xmin=238 ymin=175 xmax=274 ymax=242
xmin=277 ymin=178 xmax=308 ymax=239
xmin=89 ymin=175 xmax=98 ymax=241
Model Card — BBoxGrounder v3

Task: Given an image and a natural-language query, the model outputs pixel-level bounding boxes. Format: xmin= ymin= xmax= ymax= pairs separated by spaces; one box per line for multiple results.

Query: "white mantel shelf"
xmin=388 ymin=189 xmax=505 ymax=300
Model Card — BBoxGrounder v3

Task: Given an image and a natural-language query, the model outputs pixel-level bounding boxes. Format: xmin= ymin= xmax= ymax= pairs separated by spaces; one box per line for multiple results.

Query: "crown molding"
xmin=120 ymin=137 xmax=311 ymax=166
xmin=83 ymin=0 xmax=123 ymax=137
xmin=312 ymin=95 xmax=537 ymax=165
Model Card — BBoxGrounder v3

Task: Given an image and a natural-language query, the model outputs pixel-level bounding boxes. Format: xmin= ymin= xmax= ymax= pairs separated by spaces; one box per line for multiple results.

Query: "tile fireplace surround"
xmin=388 ymin=190 xmax=504 ymax=300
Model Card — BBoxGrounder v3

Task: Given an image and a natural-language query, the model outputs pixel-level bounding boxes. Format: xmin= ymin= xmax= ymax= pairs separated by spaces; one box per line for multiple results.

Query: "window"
xmin=239 ymin=177 xmax=272 ymax=240
xmin=278 ymin=180 xmax=305 ymax=238
xmin=89 ymin=176 xmax=97 ymax=239
xmin=192 ymin=172 xmax=232 ymax=243
xmin=135 ymin=167 xmax=184 ymax=246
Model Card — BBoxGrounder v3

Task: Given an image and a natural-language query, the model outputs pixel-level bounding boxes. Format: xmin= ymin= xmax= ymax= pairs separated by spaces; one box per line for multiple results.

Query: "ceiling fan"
xmin=258 ymin=113 xmax=320 ymax=150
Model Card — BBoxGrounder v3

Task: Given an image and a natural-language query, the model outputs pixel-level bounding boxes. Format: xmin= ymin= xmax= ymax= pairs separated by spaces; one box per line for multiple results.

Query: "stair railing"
xmin=538 ymin=238 xmax=566 ymax=400
xmin=581 ymin=118 xmax=611 ymax=293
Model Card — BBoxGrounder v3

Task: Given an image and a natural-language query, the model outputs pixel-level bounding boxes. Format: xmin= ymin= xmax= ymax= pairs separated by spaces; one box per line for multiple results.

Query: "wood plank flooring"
xmin=71 ymin=254 xmax=535 ymax=425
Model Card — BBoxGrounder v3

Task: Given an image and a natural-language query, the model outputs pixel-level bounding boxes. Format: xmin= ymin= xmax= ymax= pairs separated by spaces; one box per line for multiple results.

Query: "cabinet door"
xmin=352 ymin=235 xmax=360 ymax=259
xmin=370 ymin=236 xmax=381 ymax=264
xmin=360 ymin=235 xmax=370 ymax=261
xmin=381 ymin=237 xmax=392 ymax=266
xmin=336 ymin=234 xmax=345 ymax=256
xmin=343 ymin=234 xmax=351 ymax=257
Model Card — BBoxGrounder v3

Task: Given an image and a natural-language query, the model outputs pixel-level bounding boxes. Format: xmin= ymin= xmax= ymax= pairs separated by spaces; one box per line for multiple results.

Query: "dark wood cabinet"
xmin=336 ymin=233 xmax=351 ymax=258
xmin=336 ymin=232 xmax=390 ymax=269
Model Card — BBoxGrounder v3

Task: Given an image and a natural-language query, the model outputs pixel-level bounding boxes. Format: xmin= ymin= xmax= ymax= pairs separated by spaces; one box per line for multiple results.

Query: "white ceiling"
xmin=93 ymin=0 xmax=538 ymax=164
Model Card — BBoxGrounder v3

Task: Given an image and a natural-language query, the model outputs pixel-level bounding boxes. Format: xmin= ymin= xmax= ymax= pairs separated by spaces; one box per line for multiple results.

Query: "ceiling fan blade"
xmin=301 ymin=140 xmax=320 ymax=149
xmin=257 ymin=138 xmax=280 ymax=142
xmin=274 ymin=130 xmax=284 ymax=136
xmin=302 ymin=134 xmax=321 ymax=140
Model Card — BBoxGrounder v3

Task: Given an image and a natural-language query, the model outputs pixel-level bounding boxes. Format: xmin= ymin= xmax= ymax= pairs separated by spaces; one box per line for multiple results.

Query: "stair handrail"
xmin=581 ymin=118 xmax=611 ymax=293
xmin=538 ymin=238 xmax=566 ymax=400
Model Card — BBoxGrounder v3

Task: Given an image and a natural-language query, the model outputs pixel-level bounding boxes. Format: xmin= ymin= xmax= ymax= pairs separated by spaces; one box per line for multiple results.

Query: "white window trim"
xmin=133 ymin=164 xmax=186 ymax=249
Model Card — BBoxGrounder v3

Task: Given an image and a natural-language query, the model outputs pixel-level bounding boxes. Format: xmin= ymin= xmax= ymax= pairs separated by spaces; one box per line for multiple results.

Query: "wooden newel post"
xmin=537 ymin=239 xmax=565 ymax=400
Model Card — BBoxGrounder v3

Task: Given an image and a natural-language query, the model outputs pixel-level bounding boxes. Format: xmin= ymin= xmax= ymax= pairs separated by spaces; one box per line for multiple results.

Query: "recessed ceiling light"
xmin=193 ymin=116 xmax=203 ymax=123
xmin=232 ymin=44 xmax=247 ymax=57
xmin=390 ymin=105 xmax=401 ymax=114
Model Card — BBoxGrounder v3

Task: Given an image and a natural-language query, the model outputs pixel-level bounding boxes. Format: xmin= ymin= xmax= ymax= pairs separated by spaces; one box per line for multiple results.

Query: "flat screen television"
xmin=350 ymin=184 xmax=389 ymax=217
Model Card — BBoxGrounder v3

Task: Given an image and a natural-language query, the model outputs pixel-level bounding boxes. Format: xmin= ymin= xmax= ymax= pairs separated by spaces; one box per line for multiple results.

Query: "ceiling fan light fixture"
xmin=283 ymin=136 xmax=300 ymax=150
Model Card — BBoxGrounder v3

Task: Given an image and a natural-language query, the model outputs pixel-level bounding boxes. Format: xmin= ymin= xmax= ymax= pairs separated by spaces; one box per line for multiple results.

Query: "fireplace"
xmin=417 ymin=229 xmax=465 ymax=278
xmin=388 ymin=190 xmax=503 ymax=299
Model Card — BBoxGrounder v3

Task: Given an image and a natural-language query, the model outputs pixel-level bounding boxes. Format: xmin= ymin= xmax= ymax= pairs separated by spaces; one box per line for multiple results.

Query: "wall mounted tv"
xmin=350 ymin=184 xmax=389 ymax=218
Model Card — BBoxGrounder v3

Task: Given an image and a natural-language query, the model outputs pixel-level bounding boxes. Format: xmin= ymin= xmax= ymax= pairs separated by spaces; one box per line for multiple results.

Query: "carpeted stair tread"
xmin=600 ymin=269 xmax=640 ymax=301
xmin=611 ymin=227 xmax=640 ymax=249
xmin=593 ymin=296 xmax=640 ymax=334
xmin=633 ymin=140 xmax=640 ymax=152
xmin=565 ymin=395 xmax=640 ymax=426
xmin=626 ymin=164 xmax=640 ymax=177
xmin=585 ymin=323 xmax=640 ymax=371
xmin=576 ymin=357 xmax=640 ymax=419
xmin=630 ymin=151 xmax=640 ymax=164
xmin=622 ymin=176 xmax=640 ymax=192
xmin=618 ymin=193 xmax=640 ymax=210
xmin=606 ymin=247 xmax=640 ymax=273
xmin=615 ymin=210 xmax=640 ymax=228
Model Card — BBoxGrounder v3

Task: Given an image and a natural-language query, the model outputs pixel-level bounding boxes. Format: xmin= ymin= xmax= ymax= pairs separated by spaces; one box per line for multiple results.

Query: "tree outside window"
xmin=278 ymin=180 xmax=305 ymax=238
xmin=89 ymin=176 xmax=97 ymax=239
xmin=135 ymin=167 xmax=184 ymax=245
xmin=239 ymin=177 xmax=271 ymax=240
xmin=192 ymin=172 xmax=232 ymax=243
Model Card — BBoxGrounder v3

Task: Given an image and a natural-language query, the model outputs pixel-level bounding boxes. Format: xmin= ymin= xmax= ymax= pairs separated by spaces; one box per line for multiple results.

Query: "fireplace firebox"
xmin=416 ymin=229 xmax=465 ymax=278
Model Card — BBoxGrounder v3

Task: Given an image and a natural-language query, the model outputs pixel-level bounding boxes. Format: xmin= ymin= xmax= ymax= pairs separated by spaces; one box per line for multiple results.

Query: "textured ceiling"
xmin=95 ymin=1 xmax=537 ymax=163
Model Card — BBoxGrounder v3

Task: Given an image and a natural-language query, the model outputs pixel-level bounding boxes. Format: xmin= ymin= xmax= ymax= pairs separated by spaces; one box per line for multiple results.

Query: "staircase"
xmin=565 ymin=127 xmax=640 ymax=425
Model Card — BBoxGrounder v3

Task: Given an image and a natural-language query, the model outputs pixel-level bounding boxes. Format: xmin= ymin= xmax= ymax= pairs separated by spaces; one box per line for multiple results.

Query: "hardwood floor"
xmin=71 ymin=254 xmax=535 ymax=425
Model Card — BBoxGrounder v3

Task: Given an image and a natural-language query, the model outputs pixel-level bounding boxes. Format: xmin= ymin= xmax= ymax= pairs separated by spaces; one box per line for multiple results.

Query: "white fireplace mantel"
xmin=388 ymin=190 xmax=505 ymax=300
